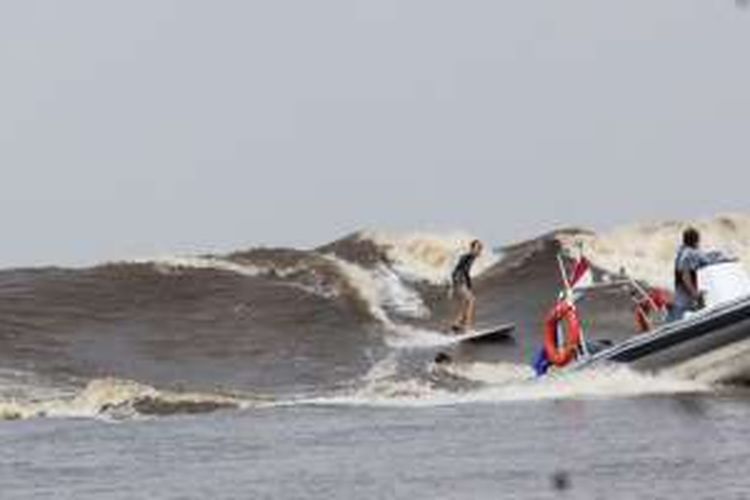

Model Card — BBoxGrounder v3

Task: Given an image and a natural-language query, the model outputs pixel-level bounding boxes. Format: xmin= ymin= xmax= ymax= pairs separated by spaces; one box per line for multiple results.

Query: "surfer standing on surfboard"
xmin=450 ymin=240 xmax=483 ymax=333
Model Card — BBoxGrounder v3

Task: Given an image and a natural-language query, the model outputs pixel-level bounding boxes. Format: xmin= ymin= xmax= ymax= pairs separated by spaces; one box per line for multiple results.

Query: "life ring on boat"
xmin=543 ymin=301 xmax=583 ymax=367
xmin=634 ymin=289 xmax=671 ymax=333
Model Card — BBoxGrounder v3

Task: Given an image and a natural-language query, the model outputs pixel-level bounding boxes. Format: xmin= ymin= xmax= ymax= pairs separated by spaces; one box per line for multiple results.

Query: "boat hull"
xmin=577 ymin=296 xmax=750 ymax=384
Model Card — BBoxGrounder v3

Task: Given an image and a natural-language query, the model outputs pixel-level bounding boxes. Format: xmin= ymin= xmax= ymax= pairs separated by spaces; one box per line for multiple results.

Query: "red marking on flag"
xmin=570 ymin=257 xmax=592 ymax=289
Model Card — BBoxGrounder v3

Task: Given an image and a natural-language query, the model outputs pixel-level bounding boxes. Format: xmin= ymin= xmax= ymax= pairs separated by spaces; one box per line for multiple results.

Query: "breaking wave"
xmin=0 ymin=214 xmax=748 ymax=420
xmin=301 ymin=363 xmax=710 ymax=408
xmin=362 ymin=230 xmax=501 ymax=285
xmin=0 ymin=376 xmax=258 ymax=421
xmin=558 ymin=213 xmax=750 ymax=288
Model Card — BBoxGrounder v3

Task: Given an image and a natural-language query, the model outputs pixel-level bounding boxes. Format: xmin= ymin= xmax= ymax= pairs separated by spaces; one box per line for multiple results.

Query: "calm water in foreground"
xmin=1 ymin=394 xmax=749 ymax=500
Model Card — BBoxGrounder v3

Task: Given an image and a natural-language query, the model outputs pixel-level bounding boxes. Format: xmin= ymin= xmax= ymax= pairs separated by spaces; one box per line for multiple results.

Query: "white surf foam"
xmin=137 ymin=255 xmax=266 ymax=277
xmin=439 ymin=361 xmax=535 ymax=385
xmin=362 ymin=230 xmax=501 ymax=285
xmin=303 ymin=364 xmax=710 ymax=408
xmin=323 ymin=255 xmax=432 ymax=326
xmin=558 ymin=213 xmax=750 ymax=288
xmin=0 ymin=377 xmax=250 ymax=421
xmin=0 ymin=368 xmax=76 ymax=402
xmin=322 ymin=255 xmax=394 ymax=324
xmin=129 ymin=255 xmax=341 ymax=300
xmin=371 ymin=265 xmax=430 ymax=319
xmin=479 ymin=364 xmax=709 ymax=403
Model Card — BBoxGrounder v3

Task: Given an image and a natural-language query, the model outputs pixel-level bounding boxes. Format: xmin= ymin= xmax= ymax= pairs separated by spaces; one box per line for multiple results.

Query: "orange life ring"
xmin=634 ymin=289 xmax=671 ymax=333
xmin=543 ymin=301 xmax=583 ymax=367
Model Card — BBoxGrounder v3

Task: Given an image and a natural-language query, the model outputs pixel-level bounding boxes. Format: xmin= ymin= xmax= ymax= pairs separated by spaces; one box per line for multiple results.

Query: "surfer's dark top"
xmin=452 ymin=253 xmax=477 ymax=289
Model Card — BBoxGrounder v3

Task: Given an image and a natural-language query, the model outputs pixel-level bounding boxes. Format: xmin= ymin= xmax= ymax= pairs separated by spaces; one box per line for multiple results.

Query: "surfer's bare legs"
xmin=452 ymin=285 xmax=475 ymax=332
xmin=452 ymin=306 xmax=465 ymax=332
xmin=465 ymin=293 xmax=476 ymax=330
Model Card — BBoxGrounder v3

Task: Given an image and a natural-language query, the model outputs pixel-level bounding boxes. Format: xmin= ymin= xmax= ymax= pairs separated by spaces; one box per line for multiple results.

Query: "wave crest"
xmin=558 ymin=213 xmax=750 ymax=287
xmin=362 ymin=230 xmax=501 ymax=285
xmin=0 ymin=378 xmax=249 ymax=421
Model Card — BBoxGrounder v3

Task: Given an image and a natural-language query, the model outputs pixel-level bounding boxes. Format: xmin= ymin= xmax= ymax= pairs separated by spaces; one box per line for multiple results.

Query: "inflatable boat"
xmin=551 ymin=261 xmax=750 ymax=384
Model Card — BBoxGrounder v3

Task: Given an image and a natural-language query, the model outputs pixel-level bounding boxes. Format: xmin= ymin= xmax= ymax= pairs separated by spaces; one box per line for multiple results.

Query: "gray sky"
xmin=1 ymin=0 xmax=749 ymax=267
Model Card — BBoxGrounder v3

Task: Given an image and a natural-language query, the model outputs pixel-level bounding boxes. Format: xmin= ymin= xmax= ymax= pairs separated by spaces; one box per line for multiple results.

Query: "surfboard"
xmin=448 ymin=323 xmax=516 ymax=343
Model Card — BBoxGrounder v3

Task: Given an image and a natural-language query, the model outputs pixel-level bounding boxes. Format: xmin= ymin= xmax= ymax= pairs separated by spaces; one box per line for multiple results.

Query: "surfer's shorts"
xmin=453 ymin=283 xmax=474 ymax=303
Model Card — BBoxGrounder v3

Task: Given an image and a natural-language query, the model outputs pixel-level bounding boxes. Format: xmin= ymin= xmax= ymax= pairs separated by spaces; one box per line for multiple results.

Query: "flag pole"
xmin=557 ymin=253 xmax=589 ymax=357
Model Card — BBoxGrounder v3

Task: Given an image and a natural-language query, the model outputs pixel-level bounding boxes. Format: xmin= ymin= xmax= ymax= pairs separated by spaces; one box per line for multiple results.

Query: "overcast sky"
xmin=1 ymin=0 xmax=748 ymax=267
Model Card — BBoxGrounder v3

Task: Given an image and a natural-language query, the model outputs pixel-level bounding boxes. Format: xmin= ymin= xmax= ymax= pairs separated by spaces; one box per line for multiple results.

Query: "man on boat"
xmin=672 ymin=227 xmax=732 ymax=320
xmin=450 ymin=240 xmax=483 ymax=333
